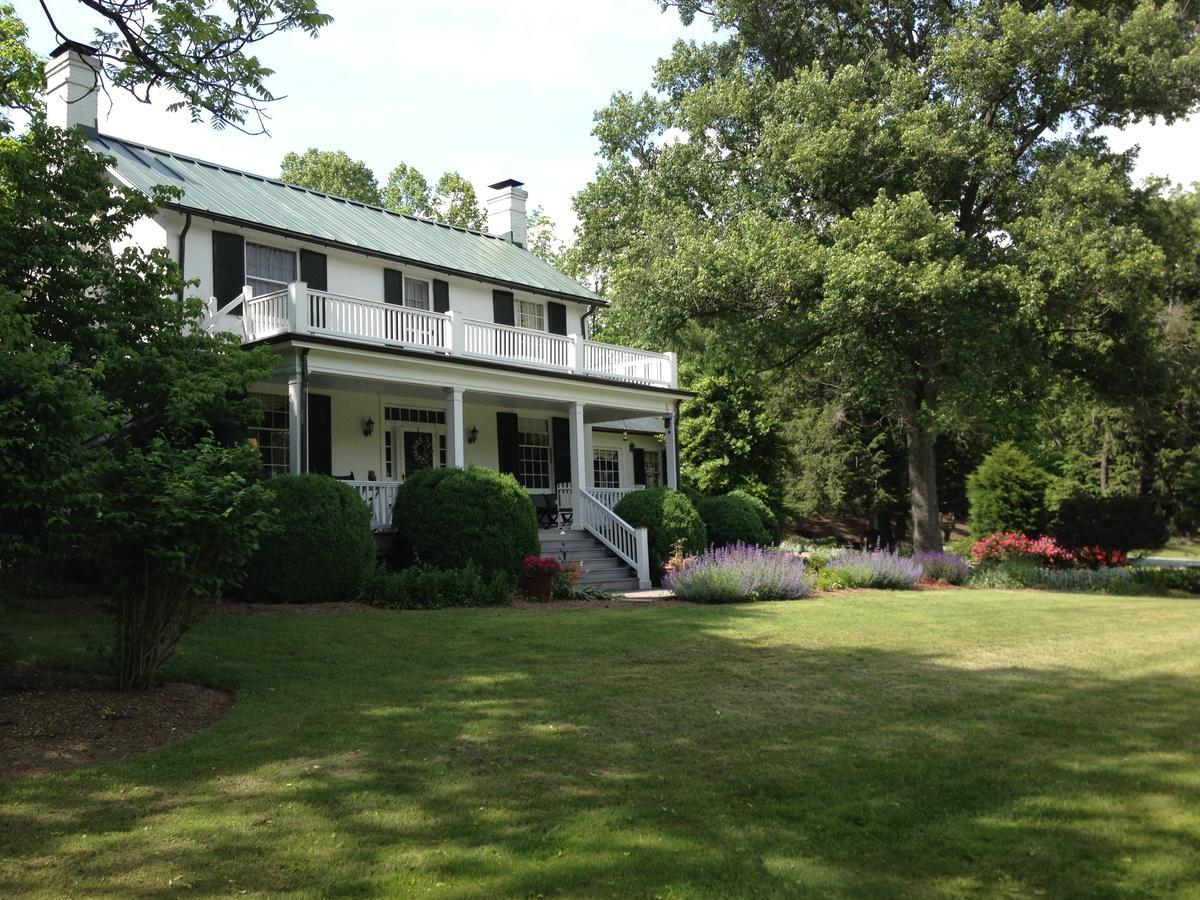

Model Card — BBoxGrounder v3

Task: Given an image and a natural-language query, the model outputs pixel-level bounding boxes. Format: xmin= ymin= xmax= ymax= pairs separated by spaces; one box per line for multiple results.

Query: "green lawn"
xmin=4 ymin=591 xmax=1200 ymax=898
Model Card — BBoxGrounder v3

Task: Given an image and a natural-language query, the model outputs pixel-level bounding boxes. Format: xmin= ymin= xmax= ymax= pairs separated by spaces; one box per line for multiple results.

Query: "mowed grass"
xmin=3 ymin=591 xmax=1200 ymax=898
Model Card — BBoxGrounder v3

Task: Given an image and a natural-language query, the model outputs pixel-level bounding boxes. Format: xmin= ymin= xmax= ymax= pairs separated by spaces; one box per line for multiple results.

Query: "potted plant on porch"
xmin=521 ymin=555 xmax=563 ymax=601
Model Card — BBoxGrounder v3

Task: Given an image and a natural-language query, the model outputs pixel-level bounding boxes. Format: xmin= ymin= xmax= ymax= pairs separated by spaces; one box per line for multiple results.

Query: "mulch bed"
xmin=0 ymin=666 xmax=231 ymax=780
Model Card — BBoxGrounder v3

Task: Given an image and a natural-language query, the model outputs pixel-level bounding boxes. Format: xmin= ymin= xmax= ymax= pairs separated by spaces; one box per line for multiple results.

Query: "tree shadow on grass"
xmin=2 ymin=602 xmax=1200 ymax=897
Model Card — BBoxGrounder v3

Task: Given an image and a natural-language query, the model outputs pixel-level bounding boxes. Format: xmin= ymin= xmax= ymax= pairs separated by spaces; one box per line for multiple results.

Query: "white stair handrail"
xmin=577 ymin=488 xmax=651 ymax=590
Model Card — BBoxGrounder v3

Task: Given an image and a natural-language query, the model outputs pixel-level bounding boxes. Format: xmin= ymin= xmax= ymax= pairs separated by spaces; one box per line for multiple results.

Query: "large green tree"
xmin=280 ymin=148 xmax=381 ymax=204
xmin=573 ymin=0 xmax=1200 ymax=551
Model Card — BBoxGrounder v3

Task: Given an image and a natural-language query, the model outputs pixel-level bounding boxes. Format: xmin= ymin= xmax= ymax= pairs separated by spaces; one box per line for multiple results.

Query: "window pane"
xmin=517 ymin=299 xmax=545 ymax=331
xmin=643 ymin=452 xmax=661 ymax=487
xmin=593 ymin=448 xmax=620 ymax=489
xmin=404 ymin=278 xmax=430 ymax=310
xmin=517 ymin=417 xmax=551 ymax=490
xmin=248 ymin=392 xmax=290 ymax=478
xmin=246 ymin=243 xmax=295 ymax=294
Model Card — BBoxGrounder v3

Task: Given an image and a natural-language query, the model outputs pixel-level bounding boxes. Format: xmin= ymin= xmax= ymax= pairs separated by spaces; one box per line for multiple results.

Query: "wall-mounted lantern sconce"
xmin=622 ymin=429 xmax=628 ymax=441
xmin=362 ymin=417 xmax=375 ymax=438
xmin=663 ymin=416 xmax=672 ymax=431
xmin=467 ymin=426 xmax=479 ymax=444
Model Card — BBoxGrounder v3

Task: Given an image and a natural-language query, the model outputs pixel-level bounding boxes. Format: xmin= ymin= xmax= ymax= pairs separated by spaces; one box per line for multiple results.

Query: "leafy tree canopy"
xmin=30 ymin=0 xmax=329 ymax=132
xmin=573 ymin=0 xmax=1200 ymax=551
xmin=281 ymin=147 xmax=381 ymax=204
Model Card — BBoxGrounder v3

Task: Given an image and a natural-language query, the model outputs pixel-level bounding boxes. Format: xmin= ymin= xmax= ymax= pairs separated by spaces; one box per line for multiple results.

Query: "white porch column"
xmin=665 ymin=413 xmax=679 ymax=490
xmin=569 ymin=401 xmax=587 ymax=529
xmin=287 ymin=355 xmax=303 ymax=476
xmin=444 ymin=387 xmax=465 ymax=469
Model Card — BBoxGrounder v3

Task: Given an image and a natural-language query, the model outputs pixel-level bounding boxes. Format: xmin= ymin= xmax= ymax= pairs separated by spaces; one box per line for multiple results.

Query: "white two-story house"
xmin=46 ymin=43 xmax=686 ymax=590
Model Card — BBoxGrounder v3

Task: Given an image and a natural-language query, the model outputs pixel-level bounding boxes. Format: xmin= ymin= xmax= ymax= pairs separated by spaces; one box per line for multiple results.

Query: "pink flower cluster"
xmin=971 ymin=532 xmax=1077 ymax=568
xmin=1076 ymin=546 xmax=1128 ymax=568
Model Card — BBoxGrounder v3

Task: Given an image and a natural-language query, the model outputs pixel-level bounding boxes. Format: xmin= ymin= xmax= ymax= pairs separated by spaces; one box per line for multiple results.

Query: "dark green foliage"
xmin=392 ymin=466 xmax=537 ymax=579
xmin=967 ymin=444 xmax=1052 ymax=537
xmin=1053 ymin=494 xmax=1168 ymax=553
xmin=680 ymin=484 xmax=704 ymax=507
xmin=614 ymin=487 xmax=707 ymax=581
xmin=360 ymin=563 xmax=512 ymax=610
xmin=242 ymin=475 xmax=376 ymax=603
xmin=1131 ymin=567 xmax=1200 ymax=596
xmin=728 ymin=489 xmax=782 ymax=544
xmin=696 ymin=494 xmax=770 ymax=548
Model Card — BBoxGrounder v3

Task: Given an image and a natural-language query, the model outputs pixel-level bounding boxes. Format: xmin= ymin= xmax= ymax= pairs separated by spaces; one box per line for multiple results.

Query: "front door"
xmin=403 ymin=430 xmax=435 ymax=475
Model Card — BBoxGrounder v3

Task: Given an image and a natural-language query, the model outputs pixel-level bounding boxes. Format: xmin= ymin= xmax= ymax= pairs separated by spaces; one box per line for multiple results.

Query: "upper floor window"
xmin=516 ymin=298 xmax=545 ymax=331
xmin=246 ymin=242 xmax=295 ymax=297
xmin=404 ymin=277 xmax=430 ymax=310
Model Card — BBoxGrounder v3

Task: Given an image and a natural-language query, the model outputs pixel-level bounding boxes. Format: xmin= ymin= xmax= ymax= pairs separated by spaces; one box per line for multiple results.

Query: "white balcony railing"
xmin=347 ymin=479 xmax=402 ymax=531
xmin=236 ymin=281 xmax=678 ymax=388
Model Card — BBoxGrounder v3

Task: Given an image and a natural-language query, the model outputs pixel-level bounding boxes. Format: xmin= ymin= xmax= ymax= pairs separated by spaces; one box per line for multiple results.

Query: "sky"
xmin=15 ymin=0 xmax=1200 ymax=242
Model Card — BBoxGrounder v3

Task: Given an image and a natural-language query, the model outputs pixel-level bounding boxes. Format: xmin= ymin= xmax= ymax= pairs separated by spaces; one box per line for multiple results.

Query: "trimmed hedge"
xmin=241 ymin=474 xmax=376 ymax=603
xmin=613 ymin=487 xmax=707 ymax=582
xmin=392 ymin=466 xmax=537 ymax=579
xmin=728 ymin=489 xmax=782 ymax=544
xmin=360 ymin=563 xmax=513 ymax=610
xmin=697 ymin=494 xmax=770 ymax=548
xmin=967 ymin=443 xmax=1052 ymax=537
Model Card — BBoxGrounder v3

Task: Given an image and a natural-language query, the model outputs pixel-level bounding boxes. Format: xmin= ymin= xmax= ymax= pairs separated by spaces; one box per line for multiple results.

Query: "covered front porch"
xmin=249 ymin=344 xmax=683 ymax=587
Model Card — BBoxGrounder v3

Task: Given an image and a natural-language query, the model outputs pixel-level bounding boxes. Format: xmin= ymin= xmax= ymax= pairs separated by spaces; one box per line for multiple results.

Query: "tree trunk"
xmin=901 ymin=394 xmax=942 ymax=554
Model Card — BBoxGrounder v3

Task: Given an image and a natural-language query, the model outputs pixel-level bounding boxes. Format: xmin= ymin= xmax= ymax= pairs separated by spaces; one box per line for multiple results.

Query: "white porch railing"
xmin=557 ymin=483 xmax=644 ymax=513
xmin=242 ymin=288 xmax=289 ymax=341
xmin=231 ymin=281 xmax=678 ymax=388
xmin=462 ymin=317 xmax=572 ymax=369
xmin=347 ymin=479 xmax=402 ymax=531
xmin=308 ymin=290 xmax=449 ymax=351
xmin=577 ymin=488 xmax=651 ymax=589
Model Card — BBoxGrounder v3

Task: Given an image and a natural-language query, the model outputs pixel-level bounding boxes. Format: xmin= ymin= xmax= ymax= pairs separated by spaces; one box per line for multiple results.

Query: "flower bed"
xmin=913 ymin=551 xmax=971 ymax=585
xmin=971 ymin=532 xmax=1076 ymax=568
xmin=665 ymin=543 xmax=814 ymax=603
xmin=824 ymin=548 xmax=924 ymax=590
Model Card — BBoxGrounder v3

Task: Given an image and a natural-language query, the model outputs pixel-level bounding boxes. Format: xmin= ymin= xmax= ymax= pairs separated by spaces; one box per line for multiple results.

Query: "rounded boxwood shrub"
xmin=967 ymin=443 xmax=1052 ymax=537
xmin=728 ymin=489 xmax=782 ymax=544
xmin=241 ymin=474 xmax=376 ymax=603
xmin=392 ymin=466 xmax=537 ymax=579
xmin=1052 ymin=493 xmax=1168 ymax=555
xmin=614 ymin=487 xmax=707 ymax=582
xmin=696 ymin=494 xmax=770 ymax=548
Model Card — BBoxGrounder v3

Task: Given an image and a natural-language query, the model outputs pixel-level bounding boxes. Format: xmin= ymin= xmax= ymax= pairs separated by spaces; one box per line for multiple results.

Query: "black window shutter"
xmin=433 ymin=279 xmax=450 ymax=313
xmin=492 ymin=290 xmax=515 ymax=325
xmin=633 ymin=448 xmax=646 ymax=485
xmin=547 ymin=301 xmax=567 ymax=335
xmin=299 ymin=249 xmax=327 ymax=291
xmin=662 ymin=450 xmax=669 ymax=488
xmin=212 ymin=231 xmax=245 ymax=304
xmin=384 ymin=268 xmax=403 ymax=305
xmin=308 ymin=393 xmax=332 ymax=476
xmin=551 ymin=417 xmax=572 ymax=487
xmin=496 ymin=412 xmax=520 ymax=478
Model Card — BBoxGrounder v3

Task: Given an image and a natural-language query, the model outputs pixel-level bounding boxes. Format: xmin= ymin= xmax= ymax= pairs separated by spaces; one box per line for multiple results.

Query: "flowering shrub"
xmin=1075 ymin=546 xmax=1128 ymax=568
xmin=523 ymin=555 xmax=564 ymax=576
xmin=971 ymin=532 xmax=1076 ymax=568
xmin=913 ymin=551 xmax=971 ymax=585
xmin=665 ymin=543 xmax=814 ymax=603
xmin=828 ymin=549 xmax=924 ymax=589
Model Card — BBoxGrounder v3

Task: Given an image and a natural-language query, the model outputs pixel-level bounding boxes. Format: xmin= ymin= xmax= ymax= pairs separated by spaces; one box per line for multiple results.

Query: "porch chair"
xmin=533 ymin=494 xmax=567 ymax=529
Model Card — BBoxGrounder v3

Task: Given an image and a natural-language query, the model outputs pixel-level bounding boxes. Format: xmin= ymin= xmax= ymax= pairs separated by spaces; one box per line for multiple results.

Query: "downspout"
xmin=581 ymin=306 xmax=593 ymax=341
xmin=673 ymin=398 xmax=682 ymax=490
xmin=300 ymin=348 xmax=310 ymax=474
xmin=176 ymin=212 xmax=192 ymax=302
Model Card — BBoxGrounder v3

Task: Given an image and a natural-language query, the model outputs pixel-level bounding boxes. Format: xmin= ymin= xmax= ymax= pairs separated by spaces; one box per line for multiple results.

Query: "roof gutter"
xmin=161 ymin=202 xmax=608 ymax=309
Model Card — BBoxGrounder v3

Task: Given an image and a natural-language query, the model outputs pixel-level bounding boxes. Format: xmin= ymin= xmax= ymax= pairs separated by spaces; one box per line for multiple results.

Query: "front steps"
xmin=537 ymin=528 xmax=641 ymax=594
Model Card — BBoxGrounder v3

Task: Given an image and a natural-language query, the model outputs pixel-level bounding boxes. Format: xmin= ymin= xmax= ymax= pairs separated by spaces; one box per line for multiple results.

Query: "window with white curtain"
xmin=643 ymin=452 xmax=662 ymax=488
xmin=245 ymin=242 xmax=295 ymax=296
xmin=516 ymin=298 xmax=545 ymax=331
xmin=404 ymin=277 xmax=430 ymax=310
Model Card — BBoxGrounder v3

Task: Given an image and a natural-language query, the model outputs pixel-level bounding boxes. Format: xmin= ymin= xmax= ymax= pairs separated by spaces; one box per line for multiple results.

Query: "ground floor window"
xmin=593 ymin=448 xmax=620 ymax=489
xmin=248 ymin=393 xmax=289 ymax=477
xmin=643 ymin=451 xmax=662 ymax=488
xmin=517 ymin=417 xmax=552 ymax=491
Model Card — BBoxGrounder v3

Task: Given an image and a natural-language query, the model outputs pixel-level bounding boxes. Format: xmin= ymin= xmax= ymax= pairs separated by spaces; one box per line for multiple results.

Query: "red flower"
xmin=523 ymin=555 xmax=563 ymax=575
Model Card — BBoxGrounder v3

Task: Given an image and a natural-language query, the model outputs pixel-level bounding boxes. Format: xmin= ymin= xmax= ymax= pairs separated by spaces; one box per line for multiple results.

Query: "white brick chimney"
xmin=44 ymin=41 xmax=101 ymax=132
xmin=487 ymin=179 xmax=528 ymax=248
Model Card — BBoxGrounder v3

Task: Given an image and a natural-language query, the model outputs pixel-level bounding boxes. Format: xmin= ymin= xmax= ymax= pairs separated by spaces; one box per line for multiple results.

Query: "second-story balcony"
xmin=232 ymin=281 xmax=678 ymax=389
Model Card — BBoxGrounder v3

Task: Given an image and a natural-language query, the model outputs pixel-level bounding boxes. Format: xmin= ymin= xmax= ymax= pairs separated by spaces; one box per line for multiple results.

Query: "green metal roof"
xmin=87 ymin=133 xmax=601 ymax=304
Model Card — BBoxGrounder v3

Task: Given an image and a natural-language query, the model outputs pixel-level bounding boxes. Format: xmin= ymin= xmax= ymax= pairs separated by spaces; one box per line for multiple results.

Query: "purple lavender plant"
xmin=912 ymin=551 xmax=971 ymax=585
xmin=830 ymin=549 xmax=924 ymax=589
xmin=665 ymin=544 xmax=814 ymax=603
